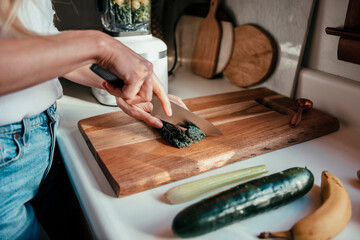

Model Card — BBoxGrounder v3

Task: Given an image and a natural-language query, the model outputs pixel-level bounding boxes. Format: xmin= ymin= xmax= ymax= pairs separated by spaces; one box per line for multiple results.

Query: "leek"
xmin=164 ymin=165 xmax=269 ymax=204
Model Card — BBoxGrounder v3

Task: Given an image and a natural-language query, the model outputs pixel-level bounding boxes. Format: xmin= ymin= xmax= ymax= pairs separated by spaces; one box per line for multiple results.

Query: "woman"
xmin=0 ymin=1 xmax=184 ymax=239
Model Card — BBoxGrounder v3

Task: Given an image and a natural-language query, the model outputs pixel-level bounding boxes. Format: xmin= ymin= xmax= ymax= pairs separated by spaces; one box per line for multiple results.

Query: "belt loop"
xmin=45 ymin=102 xmax=57 ymax=122
xmin=21 ymin=118 xmax=30 ymax=145
xmin=41 ymin=102 xmax=58 ymax=181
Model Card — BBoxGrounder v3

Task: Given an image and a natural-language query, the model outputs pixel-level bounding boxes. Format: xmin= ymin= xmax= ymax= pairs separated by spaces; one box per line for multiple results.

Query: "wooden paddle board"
xmin=191 ymin=0 xmax=221 ymax=78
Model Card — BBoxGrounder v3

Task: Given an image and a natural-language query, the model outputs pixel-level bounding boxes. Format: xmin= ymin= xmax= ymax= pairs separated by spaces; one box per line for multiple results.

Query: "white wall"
xmin=302 ymin=0 xmax=360 ymax=82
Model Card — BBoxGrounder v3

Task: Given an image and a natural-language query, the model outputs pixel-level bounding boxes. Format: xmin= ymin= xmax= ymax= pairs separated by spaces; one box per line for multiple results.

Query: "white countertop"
xmin=57 ymin=67 xmax=360 ymax=240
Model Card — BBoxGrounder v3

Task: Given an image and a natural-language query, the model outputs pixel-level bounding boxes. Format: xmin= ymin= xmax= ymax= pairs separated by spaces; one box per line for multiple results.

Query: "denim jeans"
xmin=0 ymin=103 xmax=58 ymax=240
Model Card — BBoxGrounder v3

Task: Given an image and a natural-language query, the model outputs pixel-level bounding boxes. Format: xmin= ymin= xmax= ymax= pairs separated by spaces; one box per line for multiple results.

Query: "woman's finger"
xmin=137 ymin=73 xmax=153 ymax=102
xmin=168 ymin=94 xmax=188 ymax=109
xmin=101 ymin=81 xmax=123 ymax=98
xmin=152 ymin=73 xmax=172 ymax=116
xmin=113 ymin=58 xmax=153 ymax=102
xmin=115 ymin=97 xmax=163 ymax=129
xmin=102 ymin=81 xmax=147 ymax=105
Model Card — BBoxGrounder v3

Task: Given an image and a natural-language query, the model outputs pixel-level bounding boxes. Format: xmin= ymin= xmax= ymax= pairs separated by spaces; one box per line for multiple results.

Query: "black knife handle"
xmin=90 ymin=64 xmax=124 ymax=88
xmin=94 ymin=0 xmax=108 ymax=14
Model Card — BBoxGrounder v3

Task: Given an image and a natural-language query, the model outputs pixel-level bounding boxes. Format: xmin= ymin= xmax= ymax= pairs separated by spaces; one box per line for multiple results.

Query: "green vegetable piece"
xmin=165 ymin=165 xmax=269 ymax=204
xmin=179 ymin=121 xmax=206 ymax=143
xmin=160 ymin=121 xmax=206 ymax=148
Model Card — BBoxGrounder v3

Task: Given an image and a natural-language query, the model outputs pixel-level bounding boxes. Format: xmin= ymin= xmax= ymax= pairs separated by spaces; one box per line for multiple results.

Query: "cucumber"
xmin=172 ymin=167 xmax=314 ymax=238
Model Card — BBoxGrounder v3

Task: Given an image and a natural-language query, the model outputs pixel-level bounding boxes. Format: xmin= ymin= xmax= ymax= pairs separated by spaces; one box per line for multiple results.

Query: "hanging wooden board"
xmin=176 ymin=15 xmax=234 ymax=75
xmin=190 ymin=0 xmax=221 ymax=78
xmin=78 ymin=88 xmax=339 ymax=197
xmin=223 ymin=24 xmax=277 ymax=87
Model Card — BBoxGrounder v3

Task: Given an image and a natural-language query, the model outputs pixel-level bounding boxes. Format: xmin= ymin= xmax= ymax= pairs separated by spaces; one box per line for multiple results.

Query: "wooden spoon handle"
xmin=291 ymin=108 xmax=303 ymax=127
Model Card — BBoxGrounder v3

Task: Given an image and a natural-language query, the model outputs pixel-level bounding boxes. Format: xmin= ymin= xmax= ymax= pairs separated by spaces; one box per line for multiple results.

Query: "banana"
xmin=258 ymin=171 xmax=352 ymax=240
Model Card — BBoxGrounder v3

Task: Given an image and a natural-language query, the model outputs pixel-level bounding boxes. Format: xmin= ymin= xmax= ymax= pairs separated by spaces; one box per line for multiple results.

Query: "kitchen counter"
xmin=57 ymin=67 xmax=360 ymax=240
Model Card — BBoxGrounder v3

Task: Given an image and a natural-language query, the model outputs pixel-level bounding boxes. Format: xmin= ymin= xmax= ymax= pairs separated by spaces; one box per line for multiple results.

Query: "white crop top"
xmin=0 ymin=0 xmax=63 ymax=126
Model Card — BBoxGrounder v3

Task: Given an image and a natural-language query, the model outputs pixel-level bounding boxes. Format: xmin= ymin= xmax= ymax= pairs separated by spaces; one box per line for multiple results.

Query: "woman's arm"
xmin=0 ymin=30 xmax=154 ymax=102
xmin=0 ymin=29 xmax=174 ymax=127
xmin=61 ymin=65 xmax=105 ymax=89
xmin=0 ymin=30 xmax=98 ymax=95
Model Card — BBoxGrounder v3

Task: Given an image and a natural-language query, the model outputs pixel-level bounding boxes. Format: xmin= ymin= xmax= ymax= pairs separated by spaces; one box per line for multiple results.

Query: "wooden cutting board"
xmin=176 ymin=15 xmax=234 ymax=75
xmin=78 ymin=88 xmax=339 ymax=197
xmin=224 ymin=24 xmax=277 ymax=87
xmin=191 ymin=0 xmax=221 ymax=78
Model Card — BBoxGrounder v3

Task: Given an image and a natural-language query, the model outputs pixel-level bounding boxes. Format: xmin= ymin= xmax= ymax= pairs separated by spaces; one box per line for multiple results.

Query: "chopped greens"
xmin=132 ymin=3 xmax=150 ymax=23
xmin=160 ymin=121 xmax=206 ymax=149
xmin=110 ymin=0 xmax=150 ymax=26
xmin=110 ymin=0 xmax=131 ymax=25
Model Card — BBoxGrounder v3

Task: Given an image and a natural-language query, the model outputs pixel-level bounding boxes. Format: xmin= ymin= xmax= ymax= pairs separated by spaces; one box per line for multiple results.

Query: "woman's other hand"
xmin=103 ymin=74 xmax=187 ymax=129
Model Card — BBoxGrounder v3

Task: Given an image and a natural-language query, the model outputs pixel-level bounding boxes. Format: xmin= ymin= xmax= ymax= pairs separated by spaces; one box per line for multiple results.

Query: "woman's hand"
xmin=103 ymin=73 xmax=187 ymax=129
xmin=96 ymin=34 xmax=155 ymax=104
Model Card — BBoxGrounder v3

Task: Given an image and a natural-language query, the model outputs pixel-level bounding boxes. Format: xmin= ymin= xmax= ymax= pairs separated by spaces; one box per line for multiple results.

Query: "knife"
xmin=90 ymin=64 xmax=223 ymax=136
xmin=151 ymin=95 xmax=222 ymax=136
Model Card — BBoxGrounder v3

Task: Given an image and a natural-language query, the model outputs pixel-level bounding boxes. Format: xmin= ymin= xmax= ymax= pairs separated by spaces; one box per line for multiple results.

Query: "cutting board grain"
xmin=78 ymin=88 xmax=339 ymax=197
xmin=191 ymin=0 xmax=221 ymax=78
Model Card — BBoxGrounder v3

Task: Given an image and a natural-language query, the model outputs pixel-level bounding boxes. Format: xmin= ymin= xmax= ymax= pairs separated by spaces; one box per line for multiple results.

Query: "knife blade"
xmin=90 ymin=64 xmax=223 ymax=136
xmin=151 ymin=95 xmax=223 ymax=136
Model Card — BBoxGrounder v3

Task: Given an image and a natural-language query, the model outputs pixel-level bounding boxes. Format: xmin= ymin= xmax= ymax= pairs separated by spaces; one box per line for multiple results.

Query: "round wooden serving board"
xmin=224 ymin=24 xmax=276 ymax=87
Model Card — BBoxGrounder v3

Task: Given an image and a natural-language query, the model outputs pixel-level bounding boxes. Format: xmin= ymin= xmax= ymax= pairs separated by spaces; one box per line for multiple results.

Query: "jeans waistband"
xmin=0 ymin=103 xmax=57 ymax=135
